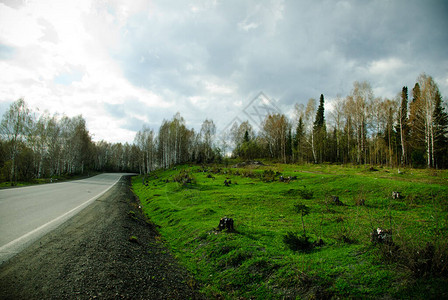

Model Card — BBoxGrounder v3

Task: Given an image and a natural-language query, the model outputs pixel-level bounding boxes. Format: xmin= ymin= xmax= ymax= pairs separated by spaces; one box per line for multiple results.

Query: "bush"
xmin=284 ymin=188 xmax=313 ymax=199
xmin=374 ymin=234 xmax=448 ymax=278
xmin=405 ymin=241 xmax=448 ymax=278
xmin=283 ymin=232 xmax=314 ymax=252
xmin=298 ymin=188 xmax=313 ymax=199
xmin=261 ymin=169 xmax=276 ymax=182
xmin=172 ymin=170 xmax=196 ymax=185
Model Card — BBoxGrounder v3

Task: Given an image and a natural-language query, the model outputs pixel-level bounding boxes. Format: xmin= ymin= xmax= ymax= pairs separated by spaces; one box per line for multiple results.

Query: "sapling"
xmin=283 ymin=203 xmax=313 ymax=251
xmin=293 ymin=203 xmax=310 ymax=236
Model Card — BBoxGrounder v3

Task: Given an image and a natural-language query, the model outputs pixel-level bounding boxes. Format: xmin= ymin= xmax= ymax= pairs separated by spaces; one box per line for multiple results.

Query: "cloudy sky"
xmin=0 ymin=0 xmax=447 ymax=143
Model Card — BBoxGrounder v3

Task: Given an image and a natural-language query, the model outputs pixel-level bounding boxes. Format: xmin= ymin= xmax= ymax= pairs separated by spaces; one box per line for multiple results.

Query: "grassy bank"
xmin=132 ymin=163 xmax=448 ymax=298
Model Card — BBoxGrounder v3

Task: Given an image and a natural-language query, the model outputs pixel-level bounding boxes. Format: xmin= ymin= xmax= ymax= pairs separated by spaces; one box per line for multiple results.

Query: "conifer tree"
xmin=294 ymin=116 xmax=305 ymax=163
xmin=398 ymin=86 xmax=409 ymax=166
xmin=313 ymin=94 xmax=326 ymax=163
xmin=433 ymin=90 xmax=448 ymax=168
xmin=409 ymin=82 xmax=425 ymax=166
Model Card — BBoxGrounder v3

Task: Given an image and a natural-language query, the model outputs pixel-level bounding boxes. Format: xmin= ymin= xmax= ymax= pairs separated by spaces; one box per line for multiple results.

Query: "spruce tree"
xmin=314 ymin=94 xmax=325 ymax=129
xmin=433 ymin=90 xmax=448 ymax=168
xmin=286 ymin=128 xmax=293 ymax=161
xmin=398 ymin=86 xmax=409 ymax=165
xmin=409 ymin=83 xmax=425 ymax=166
xmin=294 ymin=117 xmax=305 ymax=163
xmin=313 ymin=94 xmax=326 ymax=162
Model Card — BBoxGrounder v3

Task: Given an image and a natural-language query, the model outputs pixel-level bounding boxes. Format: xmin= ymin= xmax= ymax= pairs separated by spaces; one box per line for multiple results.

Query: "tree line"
xmin=0 ymin=100 xmax=221 ymax=184
xmin=1 ymin=73 xmax=446 ymax=184
xmin=232 ymin=73 xmax=447 ymax=168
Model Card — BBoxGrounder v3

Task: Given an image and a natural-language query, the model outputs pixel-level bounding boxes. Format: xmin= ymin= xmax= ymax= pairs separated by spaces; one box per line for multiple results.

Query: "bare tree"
xmin=329 ymin=96 xmax=344 ymax=162
xmin=200 ymin=119 xmax=216 ymax=162
xmin=351 ymin=81 xmax=374 ymax=164
xmin=261 ymin=113 xmax=290 ymax=163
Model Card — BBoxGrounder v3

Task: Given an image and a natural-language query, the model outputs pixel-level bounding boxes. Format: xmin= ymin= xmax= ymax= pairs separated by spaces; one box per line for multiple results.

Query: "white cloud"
xmin=0 ymin=0 xmax=174 ymax=143
xmin=238 ymin=21 xmax=260 ymax=32
xmin=1 ymin=0 xmax=447 ymax=143
xmin=368 ymin=57 xmax=406 ymax=75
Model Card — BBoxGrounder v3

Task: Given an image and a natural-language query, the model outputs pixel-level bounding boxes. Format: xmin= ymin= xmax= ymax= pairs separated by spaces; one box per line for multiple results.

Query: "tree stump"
xmin=370 ymin=227 xmax=393 ymax=245
xmin=217 ymin=217 xmax=234 ymax=231
xmin=332 ymin=196 xmax=344 ymax=206
xmin=392 ymin=191 xmax=401 ymax=199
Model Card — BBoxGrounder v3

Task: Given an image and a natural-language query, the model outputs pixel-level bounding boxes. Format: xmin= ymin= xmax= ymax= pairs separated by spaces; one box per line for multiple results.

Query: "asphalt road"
xmin=0 ymin=173 xmax=131 ymax=264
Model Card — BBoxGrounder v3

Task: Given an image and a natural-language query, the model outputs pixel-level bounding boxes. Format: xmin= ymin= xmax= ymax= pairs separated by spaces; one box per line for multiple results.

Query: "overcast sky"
xmin=0 ymin=0 xmax=447 ymax=143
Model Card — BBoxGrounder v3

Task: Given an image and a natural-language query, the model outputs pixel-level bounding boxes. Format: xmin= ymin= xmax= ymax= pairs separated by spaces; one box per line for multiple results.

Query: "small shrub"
xmin=261 ymin=169 xmax=276 ymax=182
xmin=337 ymin=234 xmax=356 ymax=244
xmin=293 ymin=203 xmax=311 ymax=236
xmin=335 ymin=221 xmax=357 ymax=244
xmin=240 ymin=169 xmax=255 ymax=178
xmin=283 ymin=188 xmax=313 ymax=199
xmin=335 ymin=216 xmax=344 ymax=223
xmin=295 ymin=188 xmax=313 ymax=199
xmin=218 ymin=250 xmax=253 ymax=268
xmin=173 ymin=170 xmax=196 ymax=186
xmin=405 ymin=241 xmax=448 ymax=278
xmin=283 ymin=232 xmax=314 ymax=252
xmin=373 ymin=229 xmax=448 ymax=278
xmin=355 ymin=198 xmax=366 ymax=206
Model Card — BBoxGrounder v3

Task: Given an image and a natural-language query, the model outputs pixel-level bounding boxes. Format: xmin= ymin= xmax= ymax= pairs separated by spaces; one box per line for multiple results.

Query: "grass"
xmin=132 ymin=163 xmax=448 ymax=298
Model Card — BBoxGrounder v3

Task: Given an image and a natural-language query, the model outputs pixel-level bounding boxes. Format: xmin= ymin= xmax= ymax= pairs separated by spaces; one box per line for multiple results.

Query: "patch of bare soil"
xmin=0 ymin=176 xmax=202 ymax=299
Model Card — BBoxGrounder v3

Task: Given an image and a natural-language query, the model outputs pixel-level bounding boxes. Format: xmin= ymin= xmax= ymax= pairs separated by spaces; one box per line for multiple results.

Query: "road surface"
xmin=0 ymin=173 xmax=129 ymax=264
xmin=0 ymin=175 xmax=201 ymax=299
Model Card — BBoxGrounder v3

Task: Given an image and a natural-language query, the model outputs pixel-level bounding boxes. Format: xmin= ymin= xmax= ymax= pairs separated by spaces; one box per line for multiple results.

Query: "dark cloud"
xmin=113 ymin=0 xmax=448 ymax=131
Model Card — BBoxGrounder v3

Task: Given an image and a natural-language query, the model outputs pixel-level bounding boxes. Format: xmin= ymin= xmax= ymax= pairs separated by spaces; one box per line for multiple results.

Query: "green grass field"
xmin=132 ymin=162 xmax=448 ymax=298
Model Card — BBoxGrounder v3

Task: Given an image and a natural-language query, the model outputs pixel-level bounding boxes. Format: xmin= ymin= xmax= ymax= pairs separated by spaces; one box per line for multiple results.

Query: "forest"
xmin=1 ymin=73 xmax=447 ymax=184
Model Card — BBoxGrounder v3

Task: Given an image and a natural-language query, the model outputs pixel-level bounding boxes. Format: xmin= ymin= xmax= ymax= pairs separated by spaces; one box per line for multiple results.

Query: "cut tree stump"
xmin=217 ymin=217 xmax=234 ymax=232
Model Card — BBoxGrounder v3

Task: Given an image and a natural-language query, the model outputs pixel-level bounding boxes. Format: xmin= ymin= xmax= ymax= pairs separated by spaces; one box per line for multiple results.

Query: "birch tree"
xmin=305 ymin=99 xmax=317 ymax=163
xmin=0 ymin=99 xmax=34 ymax=184
xmin=351 ymin=81 xmax=374 ymax=164
xmin=415 ymin=74 xmax=440 ymax=167
xmin=200 ymin=119 xmax=216 ymax=162
xmin=329 ymin=96 xmax=344 ymax=162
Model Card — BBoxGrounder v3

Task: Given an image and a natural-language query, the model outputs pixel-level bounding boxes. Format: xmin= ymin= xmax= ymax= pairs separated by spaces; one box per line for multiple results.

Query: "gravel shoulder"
xmin=0 ymin=176 xmax=202 ymax=299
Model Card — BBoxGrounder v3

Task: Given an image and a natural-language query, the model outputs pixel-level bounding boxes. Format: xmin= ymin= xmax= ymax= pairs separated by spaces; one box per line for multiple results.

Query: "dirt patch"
xmin=0 ymin=176 xmax=202 ymax=299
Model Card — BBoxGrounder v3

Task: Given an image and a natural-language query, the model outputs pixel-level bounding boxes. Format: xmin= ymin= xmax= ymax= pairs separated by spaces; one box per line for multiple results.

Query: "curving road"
xmin=0 ymin=173 xmax=132 ymax=264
